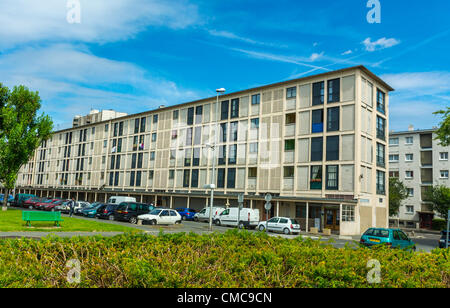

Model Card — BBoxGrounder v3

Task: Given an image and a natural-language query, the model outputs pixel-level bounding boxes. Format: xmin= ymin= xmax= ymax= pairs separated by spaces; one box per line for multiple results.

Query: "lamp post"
xmin=208 ymin=88 xmax=226 ymax=231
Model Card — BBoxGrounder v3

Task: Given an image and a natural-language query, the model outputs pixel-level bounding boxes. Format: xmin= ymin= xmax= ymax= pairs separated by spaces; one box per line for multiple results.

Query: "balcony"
xmin=420 ymin=151 xmax=433 ymax=167
xmin=420 ymin=133 xmax=433 ymax=149
xmin=421 ymin=168 xmax=433 ymax=184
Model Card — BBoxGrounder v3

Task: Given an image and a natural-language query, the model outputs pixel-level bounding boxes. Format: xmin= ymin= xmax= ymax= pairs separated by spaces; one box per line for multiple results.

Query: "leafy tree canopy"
xmin=425 ymin=185 xmax=450 ymax=220
xmin=434 ymin=107 xmax=450 ymax=146
xmin=389 ymin=177 xmax=409 ymax=217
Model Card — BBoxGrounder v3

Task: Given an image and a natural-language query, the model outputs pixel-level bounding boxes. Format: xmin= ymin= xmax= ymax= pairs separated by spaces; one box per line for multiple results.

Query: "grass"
xmin=0 ymin=208 xmax=139 ymax=232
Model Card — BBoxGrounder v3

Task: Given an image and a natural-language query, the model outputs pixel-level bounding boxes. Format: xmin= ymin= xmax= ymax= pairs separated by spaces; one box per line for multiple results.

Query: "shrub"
xmin=432 ymin=219 xmax=448 ymax=231
xmin=0 ymin=231 xmax=448 ymax=288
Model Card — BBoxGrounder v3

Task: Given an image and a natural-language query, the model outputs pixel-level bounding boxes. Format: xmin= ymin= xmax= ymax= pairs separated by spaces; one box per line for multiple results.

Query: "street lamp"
xmin=207 ymin=88 xmax=226 ymax=231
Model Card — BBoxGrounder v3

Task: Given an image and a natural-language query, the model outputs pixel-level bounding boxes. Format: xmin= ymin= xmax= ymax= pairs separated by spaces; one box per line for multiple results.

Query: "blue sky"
xmin=0 ymin=0 xmax=449 ymax=131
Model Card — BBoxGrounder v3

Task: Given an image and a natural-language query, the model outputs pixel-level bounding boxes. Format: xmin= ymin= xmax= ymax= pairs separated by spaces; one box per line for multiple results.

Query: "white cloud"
xmin=0 ymin=44 xmax=203 ymax=128
xmin=341 ymin=50 xmax=353 ymax=55
xmin=309 ymin=52 xmax=324 ymax=62
xmin=0 ymin=0 xmax=200 ymax=49
xmin=362 ymin=37 xmax=400 ymax=52
xmin=381 ymin=72 xmax=450 ymax=95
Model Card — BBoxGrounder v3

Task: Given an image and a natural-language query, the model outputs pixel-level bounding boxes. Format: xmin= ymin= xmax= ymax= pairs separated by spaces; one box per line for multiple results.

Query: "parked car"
xmin=74 ymin=201 xmax=91 ymax=215
xmin=194 ymin=207 xmax=225 ymax=222
xmin=214 ymin=208 xmax=260 ymax=229
xmin=176 ymin=208 xmax=197 ymax=221
xmin=360 ymin=228 xmax=416 ymax=251
xmin=35 ymin=198 xmax=59 ymax=210
xmin=107 ymin=196 xmax=136 ymax=205
xmin=24 ymin=197 xmax=47 ymax=209
xmin=97 ymin=204 xmax=120 ymax=220
xmin=113 ymin=202 xmax=155 ymax=224
xmin=0 ymin=194 xmax=14 ymax=205
xmin=42 ymin=199 xmax=63 ymax=211
xmin=11 ymin=194 xmax=36 ymax=207
xmin=82 ymin=203 xmax=107 ymax=218
xmin=257 ymin=217 xmax=301 ymax=235
xmin=439 ymin=231 xmax=449 ymax=248
xmin=54 ymin=200 xmax=72 ymax=213
xmin=138 ymin=208 xmax=182 ymax=225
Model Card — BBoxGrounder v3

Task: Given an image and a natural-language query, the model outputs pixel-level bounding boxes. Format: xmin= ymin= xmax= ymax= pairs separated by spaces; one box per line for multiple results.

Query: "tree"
xmin=434 ymin=107 xmax=450 ymax=146
xmin=389 ymin=178 xmax=409 ymax=217
xmin=0 ymin=83 xmax=53 ymax=208
xmin=425 ymin=185 xmax=450 ymax=220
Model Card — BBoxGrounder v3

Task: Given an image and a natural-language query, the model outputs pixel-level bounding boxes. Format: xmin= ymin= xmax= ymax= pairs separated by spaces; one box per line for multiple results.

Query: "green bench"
xmin=22 ymin=211 xmax=64 ymax=227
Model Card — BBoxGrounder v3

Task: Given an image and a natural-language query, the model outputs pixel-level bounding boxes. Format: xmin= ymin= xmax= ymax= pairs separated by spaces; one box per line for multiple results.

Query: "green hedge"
xmin=0 ymin=231 xmax=448 ymax=288
xmin=432 ymin=219 xmax=448 ymax=231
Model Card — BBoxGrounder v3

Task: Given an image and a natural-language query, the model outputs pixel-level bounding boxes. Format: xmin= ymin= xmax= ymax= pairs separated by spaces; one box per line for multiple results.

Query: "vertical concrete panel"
xmin=299 ymin=84 xmax=310 ymax=109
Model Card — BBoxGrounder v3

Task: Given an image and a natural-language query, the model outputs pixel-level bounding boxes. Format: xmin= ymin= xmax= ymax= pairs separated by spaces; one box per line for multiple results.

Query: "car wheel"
xmin=129 ymin=216 xmax=137 ymax=224
xmin=258 ymin=225 xmax=265 ymax=232
xmin=109 ymin=215 xmax=115 ymax=221
xmin=175 ymin=220 xmax=181 ymax=225
xmin=214 ymin=219 xmax=221 ymax=226
xmin=238 ymin=222 xmax=245 ymax=229
xmin=51 ymin=209 xmax=55 ymax=212
xmin=283 ymin=228 xmax=291 ymax=235
xmin=151 ymin=220 xmax=157 ymax=225
xmin=29 ymin=206 xmax=33 ymax=210
xmin=194 ymin=217 xmax=198 ymax=222
xmin=182 ymin=216 xmax=186 ymax=221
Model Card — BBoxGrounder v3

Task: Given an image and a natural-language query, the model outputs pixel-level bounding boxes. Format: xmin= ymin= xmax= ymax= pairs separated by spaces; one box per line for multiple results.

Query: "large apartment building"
xmin=11 ymin=66 xmax=393 ymax=235
xmin=388 ymin=127 xmax=449 ymax=229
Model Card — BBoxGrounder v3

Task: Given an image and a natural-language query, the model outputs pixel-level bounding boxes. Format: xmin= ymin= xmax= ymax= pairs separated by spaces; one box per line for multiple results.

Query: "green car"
xmin=360 ymin=228 xmax=416 ymax=251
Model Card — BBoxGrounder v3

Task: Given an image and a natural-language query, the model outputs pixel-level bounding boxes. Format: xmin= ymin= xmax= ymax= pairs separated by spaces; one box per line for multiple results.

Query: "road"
xmin=2 ymin=210 xmax=441 ymax=252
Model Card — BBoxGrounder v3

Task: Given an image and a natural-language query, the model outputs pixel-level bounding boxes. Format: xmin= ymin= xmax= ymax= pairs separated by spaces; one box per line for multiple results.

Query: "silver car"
xmin=257 ymin=217 xmax=301 ymax=235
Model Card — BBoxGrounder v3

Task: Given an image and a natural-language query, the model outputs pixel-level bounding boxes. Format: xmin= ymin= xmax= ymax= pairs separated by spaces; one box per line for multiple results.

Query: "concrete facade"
xmin=389 ymin=128 xmax=449 ymax=228
xmin=12 ymin=66 xmax=393 ymax=235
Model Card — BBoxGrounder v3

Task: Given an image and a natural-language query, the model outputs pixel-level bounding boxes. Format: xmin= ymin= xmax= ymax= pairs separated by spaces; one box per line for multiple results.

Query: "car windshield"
xmin=291 ymin=219 xmax=300 ymax=225
xmin=149 ymin=209 xmax=162 ymax=215
xmin=43 ymin=199 xmax=53 ymax=203
xmin=365 ymin=229 xmax=390 ymax=238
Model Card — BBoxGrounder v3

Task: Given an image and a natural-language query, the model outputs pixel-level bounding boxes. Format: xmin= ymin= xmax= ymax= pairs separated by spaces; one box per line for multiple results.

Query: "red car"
xmin=43 ymin=199 xmax=64 ymax=212
xmin=35 ymin=199 xmax=59 ymax=211
xmin=23 ymin=197 xmax=46 ymax=209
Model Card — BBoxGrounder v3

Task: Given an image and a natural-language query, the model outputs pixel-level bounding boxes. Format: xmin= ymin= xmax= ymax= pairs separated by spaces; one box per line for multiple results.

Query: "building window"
xmin=153 ymin=114 xmax=158 ymax=124
xmin=405 ymin=154 xmax=413 ymax=162
xmin=152 ymin=133 xmax=157 ymax=142
xmin=326 ymin=165 xmax=338 ymax=190
xmin=376 ymin=116 xmax=386 ymax=140
xmin=184 ymin=148 xmax=192 ymax=166
xmin=183 ymin=170 xmax=190 ymax=188
xmin=220 ymin=123 xmax=227 ymax=143
xmin=249 ymin=142 xmax=258 ymax=154
xmin=173 ymin=110 xmax=179 ymax=120
xmin=376 ymin=143 xmax=385 ymax=167
xmin=406 ymin=206 xmax=414 ymax=214
xmin=327 ymin=78 xmax=340 ymax=103
xmin=312 ymin=109 xmax=324 ymax=133
xmin=376 ymin=170 xmax=385 ymax=195
xmin=250 ymin=118 xmax=259 ymax=129
xmin=217 ymin=168 xmax=225 ymax=188
xmin=284 ymin=166 xmax=294 ymax=178
xmin=248 ymin=167 xmax=257 ymax=178
xmin=231 ymin=98 xmax=239 ymax=118
xmin=405 ymin=136 xmax=413 ymax=144
xmin=389 ymin=171 xmax=399 ymax=178
xmin=342 ymin=205 xmax=355 ymax=222
xmin=221 ymin=100 xmax=229 ymax=120
xmin=439 ymin=152 xmax=448 ymax=160
xmin=230 ymin=122 xmax=238 ymax=142
xmin=228 ymin=144 xmax=237 ymax=164
xmin=194 ymin=127 xmax=202 ymax=145
xmin=186 ymin=128 xmax=193 ymax=146
xmin=187 ymin=107 xmax=194 ymax=125
xmin=389 ymin=154 xmax=399 ymax=162
xmin=407 ymin=188 xmax=414 ymax=197
xmin=195 ymin=105 xmax=203 ymax=124
xmin=227 ymin=168 xmax=236 ymax=188
xmin=193 ymin=148 xmax=200 ymax=166
xmin=286 ymin=113 xmax=296 ymax=125
xmin=149 ymin=170 xmax=154 ymax=180
xmin=169 ymin=170 xmax=175 ymax=180
xmin=326 ymin=136 xmax=339 ymax=161
xmin=310 ymin=165 xmax=322 ymax=190
xmin=312 ymin=81 xmax=324 ymax=106
xmin=134 ymin=118 xmax=140 ymax=134
xmin=327 ymin=107 xmax=340 ymax=132
xmin=251 ymin=94 xmax=260 ymax=105
xmin=286 ymin=87 xmax=297 ymax=99
xmin=376 ymin=89 xmax=385 ymax=114
xmin=191 ymin=169 xmax=199 ymax=188
xmin=130 ymin=171 xmax=135 ymax=187
xmin=105 ymin=124 xmax=109 ymax=132
xmin=440 ymin=170 xmax=449 ymax=179
xmin=218 ymin=145 xmax=226 ymax=165
xmin=389 ymin=138 xmax=399 ymax=146
xmin=405 ymin=171 xmax=414 ymax=179
xmin=311 ymin=137 xmax=323 ymax=161
xmin=285 ymin=139 xmax=295 ymax=151
xmin=150 ymin=151 xmax=155 ymax=161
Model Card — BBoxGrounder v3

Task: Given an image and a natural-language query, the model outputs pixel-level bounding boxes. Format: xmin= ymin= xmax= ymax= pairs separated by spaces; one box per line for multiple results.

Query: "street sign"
xmin=238 ymin=193 xmax=244 ymax=203
xmin=264 ymin=201 xmax=272 ymax=211
xmin=264 ymin=193 xmax=272 ymax=202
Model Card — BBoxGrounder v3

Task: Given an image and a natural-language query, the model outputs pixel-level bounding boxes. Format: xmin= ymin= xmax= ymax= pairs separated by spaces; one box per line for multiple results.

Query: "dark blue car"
xmin=176 ymin=208 xmax=197 ymax=221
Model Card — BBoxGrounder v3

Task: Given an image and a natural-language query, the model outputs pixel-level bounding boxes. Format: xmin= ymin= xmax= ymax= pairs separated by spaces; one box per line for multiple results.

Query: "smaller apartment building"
xmin=10 ymin=66 xmax=393 ymax=235
xmin=389 ymin=128 xmax=449 ymax=228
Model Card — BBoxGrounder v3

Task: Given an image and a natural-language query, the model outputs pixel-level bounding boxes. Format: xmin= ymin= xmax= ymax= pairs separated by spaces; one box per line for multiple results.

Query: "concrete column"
xmin=140 ymin=194 xmax=143 ymax=203
xmin=170 ymin=196 xmax=173 ymax=209
xmin=306 ymin=202 xmax=309 ymax=232
xmin=155 ymin=195 xmax=158 ymax=206
xmin=276 ymin=201 xmax=280 ymax=217
xmin=187 ymin=196 xmax=190 ymax=209
xmin=250 ymin=199 xmax=253 ymax=209
xmin=339 ymin=203 xmax=343 ymax=234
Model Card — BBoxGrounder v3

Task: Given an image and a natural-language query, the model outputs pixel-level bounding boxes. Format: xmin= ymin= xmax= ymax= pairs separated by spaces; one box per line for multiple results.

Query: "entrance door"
xmin=324 ymin=209 xmax=340 ymax=231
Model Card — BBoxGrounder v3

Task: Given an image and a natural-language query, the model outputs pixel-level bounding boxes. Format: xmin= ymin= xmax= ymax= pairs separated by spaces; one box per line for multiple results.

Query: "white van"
xmin=214 ymin=208 xmax=260 ymax=229
xmin=194 ymin=207 xmax=225 ymax=222
xmin=107 ymin=196 xmax=137 ymax=204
